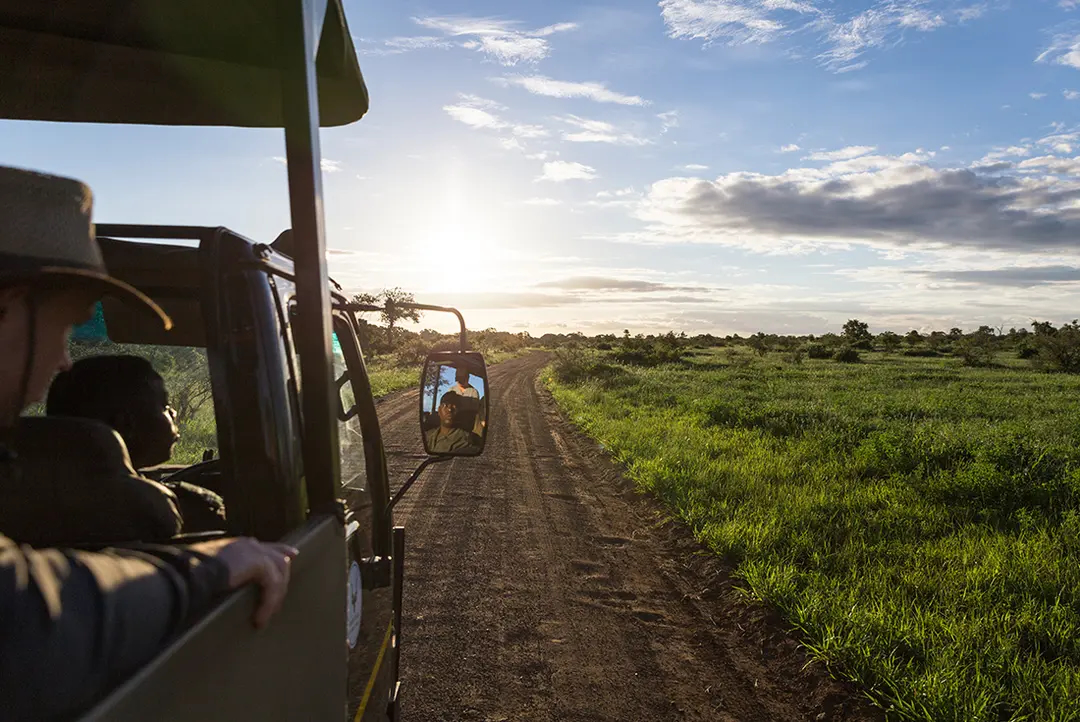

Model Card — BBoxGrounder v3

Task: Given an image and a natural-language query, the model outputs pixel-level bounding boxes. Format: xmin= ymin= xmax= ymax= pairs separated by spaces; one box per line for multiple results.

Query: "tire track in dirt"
xmin=379 ymin=352 xmax=882 ymax=722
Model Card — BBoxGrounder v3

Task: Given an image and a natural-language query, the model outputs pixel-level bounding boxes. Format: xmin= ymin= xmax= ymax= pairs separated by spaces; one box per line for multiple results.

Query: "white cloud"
xmin=1066 ymin=90 xmax=1080 ymax=100
xmin=816 ymin=2 xmax=991 ymax=72
xmin=1037 ymin=31 xmax=1080 ymax=70
xmin=1017 ymin=155 xmax=1080 ymax=174
xmin=634 ymin=151 xmax=1080 ymax=253
xmin=803 ymin=145 xmax=876 ymax=161
xmin=1061 ymin=1 xmax=1080 ymax=9
xmin=443 ymin=94 xmax=549 ymax=145
xmin=658 ymin=110 xmax=680 ymax=133
xmin=494 ymin=75 xmax=650 ymax=106
xmin=413 ymin=16 xmax=578 ymax=65
xmin=358 ymin=36 xmax=453 ymax=55
xmin=659 ymin=0 xmax=820 ymax=46
xmin=659 ymin=1 xmax=995 ymax=73
xmin=596 ymin=187 xmax=638 ymax=198
xmin=523 ymin=197 xmax=563 ymax=206
xmin=513 ymin=124 xmax=549 ymax=138
xmin=444 ymin=104 xmax=506 ymax=130
xmin=557 ymin=115 xmax=651 ymax=145
xmin=957 ymin=4 xmax=989 ymax=21
xmin=779 ymin=143 xmax=801 ymax=153
xmin=538 ymin=161 xmax=598 ymax=182
xmin=683 ymin=164 xmax=710 ymax=170
xmin=272 ymin=156 xmax=342 ymax=173
xmin=456 ymin=94 xmax=506 ymax=111
xmin=980 ymin=145 xmax=1033 ymax=162
xmin=1031 ymin=92 xmax=1048 ymax=99
xmin=1037 ymin=128 xmax=1080 ymax=155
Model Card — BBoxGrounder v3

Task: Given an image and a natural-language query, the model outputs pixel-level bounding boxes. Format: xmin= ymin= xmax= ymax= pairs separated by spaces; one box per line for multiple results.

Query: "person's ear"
xmin=112 ymin=408 xmax=137 ymax=437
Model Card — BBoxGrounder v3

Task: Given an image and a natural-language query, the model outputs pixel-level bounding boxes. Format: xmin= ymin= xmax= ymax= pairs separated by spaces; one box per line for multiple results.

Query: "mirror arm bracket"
xmin=343 ymin=302 xmax=468 ymax=352
xmin=385 ymin=456 xmax=453 ymax=518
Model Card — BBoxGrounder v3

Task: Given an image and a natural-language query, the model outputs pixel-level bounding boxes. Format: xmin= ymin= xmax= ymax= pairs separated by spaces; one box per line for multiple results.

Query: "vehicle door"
xmin=332 ymin=313 xmax=397 ymax=721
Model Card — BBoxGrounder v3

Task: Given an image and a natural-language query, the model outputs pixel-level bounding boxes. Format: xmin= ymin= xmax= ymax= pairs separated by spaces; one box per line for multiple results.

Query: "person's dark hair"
xmin=439 ymin=390 xmax=461 ymax=407
xmin=47 ymin=355 xmax=162 ymax=425
xmin=455 ymin=367 xmax=470 ymax=384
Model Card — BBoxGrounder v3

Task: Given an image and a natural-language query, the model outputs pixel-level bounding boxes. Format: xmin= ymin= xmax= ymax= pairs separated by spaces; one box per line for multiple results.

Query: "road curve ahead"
xmin=380 ymin=352 xmax=880 ymax=722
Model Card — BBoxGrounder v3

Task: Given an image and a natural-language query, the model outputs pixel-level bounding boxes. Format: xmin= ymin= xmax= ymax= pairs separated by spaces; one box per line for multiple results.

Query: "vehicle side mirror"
xmin=420 ymin=351 xmax=488 ymax=457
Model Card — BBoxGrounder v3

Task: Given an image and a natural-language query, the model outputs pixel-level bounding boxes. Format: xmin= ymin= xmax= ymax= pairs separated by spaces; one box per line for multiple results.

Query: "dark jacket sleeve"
xmin=0 ymin=535 xmax=229 ymax=721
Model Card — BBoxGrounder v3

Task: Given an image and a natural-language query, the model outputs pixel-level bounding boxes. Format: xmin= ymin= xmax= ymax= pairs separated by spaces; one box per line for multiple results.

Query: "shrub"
xmin=1035 ymin=321 xmax=1080 ymax=373
xmin=786 ymin=348 xmax=805 ymax=365
xmin=806 ymin=343 xmax=831 ymax=360
xmin=903 ymin=348 xmax=942 ymax=358
xmin=833 ymin=346 xmax=861 ymax=363
xmin=394 ymin=337 xmax=429 ymax=366
xmin=552 ymin=346 xmax=592 ymax=383
xmin=956 ymin=334 xmax=996 ymax=367
xmin=551 ymin=346 xmax=630 ymax=387
xmin=878 ymin=331 xmax=902 ymax=353
xmin=1017 ymin=345 xmax=1039 ymax=360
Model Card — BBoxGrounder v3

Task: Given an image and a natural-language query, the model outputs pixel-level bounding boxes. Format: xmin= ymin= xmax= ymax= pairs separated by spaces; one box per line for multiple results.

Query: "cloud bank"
xmin=637 ymin=150 xmax=1080 ymax=252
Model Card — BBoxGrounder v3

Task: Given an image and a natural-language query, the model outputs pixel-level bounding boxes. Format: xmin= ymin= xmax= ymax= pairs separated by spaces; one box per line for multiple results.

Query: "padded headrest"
xmin=16 ymin=415 xmax=138 ymax=477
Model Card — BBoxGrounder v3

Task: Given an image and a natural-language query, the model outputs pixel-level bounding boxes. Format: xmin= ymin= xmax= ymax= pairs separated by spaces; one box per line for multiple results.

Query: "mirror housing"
xmin=420 ymin=351 xmax=489 ymax=457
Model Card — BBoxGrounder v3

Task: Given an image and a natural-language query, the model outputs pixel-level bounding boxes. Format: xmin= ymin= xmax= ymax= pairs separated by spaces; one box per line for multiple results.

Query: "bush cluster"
xmin=833 ymin=347 xmax=861 ymax=363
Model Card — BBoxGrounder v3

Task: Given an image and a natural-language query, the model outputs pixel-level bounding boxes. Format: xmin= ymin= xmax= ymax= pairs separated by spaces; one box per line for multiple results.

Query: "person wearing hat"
xmin=0 ymin=166 xmax=298 ymax=720
xmin=0 ymin=167 xmax=183 ymax=545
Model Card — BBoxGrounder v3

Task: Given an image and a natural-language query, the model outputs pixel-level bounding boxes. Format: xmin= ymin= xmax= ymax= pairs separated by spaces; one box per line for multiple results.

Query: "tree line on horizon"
xmin=539 ymin=319 xmax=1080 ymax=374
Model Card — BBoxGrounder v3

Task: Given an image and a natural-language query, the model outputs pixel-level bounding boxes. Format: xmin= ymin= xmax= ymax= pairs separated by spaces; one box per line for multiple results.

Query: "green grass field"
xmin=545 ymin=347 xmax=1080 ymax=721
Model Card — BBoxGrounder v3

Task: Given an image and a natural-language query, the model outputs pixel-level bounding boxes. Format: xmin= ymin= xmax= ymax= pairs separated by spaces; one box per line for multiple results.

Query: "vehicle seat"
xmin=0 ymin=417 xmax=182 ymax=546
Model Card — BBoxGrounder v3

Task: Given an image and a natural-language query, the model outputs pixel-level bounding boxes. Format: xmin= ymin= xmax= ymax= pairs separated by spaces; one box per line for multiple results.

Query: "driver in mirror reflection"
xmin=449 ymin=368 xmax=479 ymax=399
xmin=449 ymin=366 xmax=485 ymax=437
xmin=426 ymin=391 xmax=480 ymax=454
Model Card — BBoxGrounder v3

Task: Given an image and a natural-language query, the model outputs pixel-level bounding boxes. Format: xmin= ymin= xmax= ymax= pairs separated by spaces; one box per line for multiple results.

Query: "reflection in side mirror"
xmin=420 ymin=351 xmax=489 ymax=457
xmin=336 ymin=371 xmax=357 ymax=422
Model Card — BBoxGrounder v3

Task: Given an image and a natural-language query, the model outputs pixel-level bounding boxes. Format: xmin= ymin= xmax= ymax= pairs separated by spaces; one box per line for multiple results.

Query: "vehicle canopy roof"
xmin=0 ymin=0 xmax=368 ymax=127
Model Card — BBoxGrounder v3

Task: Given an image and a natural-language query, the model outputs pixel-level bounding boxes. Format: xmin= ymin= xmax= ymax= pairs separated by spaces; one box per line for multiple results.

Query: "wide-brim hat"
xmin=0 ymin=166 xmax=171 ymax=330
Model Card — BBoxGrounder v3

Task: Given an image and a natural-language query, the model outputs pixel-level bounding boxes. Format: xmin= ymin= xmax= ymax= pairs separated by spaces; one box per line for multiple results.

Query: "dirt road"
xmin=379 ymin=352 xmax=882 ymax=722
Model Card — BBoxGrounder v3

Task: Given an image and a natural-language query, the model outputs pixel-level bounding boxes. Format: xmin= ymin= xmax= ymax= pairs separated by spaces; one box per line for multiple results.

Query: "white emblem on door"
xmin=347 ymin=561 xmax=362 ymax=648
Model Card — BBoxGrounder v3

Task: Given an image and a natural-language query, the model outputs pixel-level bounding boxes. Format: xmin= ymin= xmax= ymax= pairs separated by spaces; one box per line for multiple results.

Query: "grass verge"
xmin=544 ymin=348 xmax=1080 ymax=721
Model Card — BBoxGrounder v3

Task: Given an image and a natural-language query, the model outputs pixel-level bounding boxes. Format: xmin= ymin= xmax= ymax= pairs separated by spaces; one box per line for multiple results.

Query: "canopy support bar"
xmin=279 ymin=0 xmax=339 ymax=531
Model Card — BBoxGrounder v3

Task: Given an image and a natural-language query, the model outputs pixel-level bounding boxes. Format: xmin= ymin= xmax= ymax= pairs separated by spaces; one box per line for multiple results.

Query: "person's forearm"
xmin=0 ymin=539 xmax=227 ymax=721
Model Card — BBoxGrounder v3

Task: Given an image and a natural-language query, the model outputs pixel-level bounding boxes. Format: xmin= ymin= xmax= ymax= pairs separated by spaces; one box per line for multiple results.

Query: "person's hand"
xmin=191 ymin=537 xmax=299 ymax=628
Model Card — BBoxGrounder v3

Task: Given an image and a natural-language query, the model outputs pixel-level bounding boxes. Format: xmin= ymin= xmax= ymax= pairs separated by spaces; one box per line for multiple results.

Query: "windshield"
xmin=334 ymin=328 xmax=366 ymax=493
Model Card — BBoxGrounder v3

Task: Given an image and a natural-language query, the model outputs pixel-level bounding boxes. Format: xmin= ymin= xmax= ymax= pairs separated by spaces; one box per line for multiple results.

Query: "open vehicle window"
xmin=28 ymin=303 xmax=218 ymax=467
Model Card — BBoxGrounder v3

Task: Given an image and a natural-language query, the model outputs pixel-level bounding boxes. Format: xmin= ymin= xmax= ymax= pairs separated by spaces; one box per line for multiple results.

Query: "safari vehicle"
xmin=0 ymin=1 xmax=490 ymax=720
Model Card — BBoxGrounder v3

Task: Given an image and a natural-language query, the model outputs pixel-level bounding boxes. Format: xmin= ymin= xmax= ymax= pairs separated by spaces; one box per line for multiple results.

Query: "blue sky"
xmin=4 ymin=0 xmax=1080 ymax=336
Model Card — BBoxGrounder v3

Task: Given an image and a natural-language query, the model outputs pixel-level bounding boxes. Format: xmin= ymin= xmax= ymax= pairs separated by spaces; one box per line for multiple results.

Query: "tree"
xmin=927 ymin=331 xmax=949 ymax=350
xmin=1035 ymin=320 xmax=1080 ymax=373
xmin=1032 ymin=320 xmax=1056 ymax=337
xmin=957 ymin=327 xmax=996 ymax=367
xmin=380 ymin=288 xmax=422 ymax=348
xmin=842 ymin=319 xmax=871 ymax=343
xmin=905 ymin=329 xmax=923 ymax=345
xmin=747 ymin=332 xmax=771 ymax=357
xmin=351 ymin=292 xmax=380 ymax=355
xmin=878 ymin=331 xmax=901 ymax=353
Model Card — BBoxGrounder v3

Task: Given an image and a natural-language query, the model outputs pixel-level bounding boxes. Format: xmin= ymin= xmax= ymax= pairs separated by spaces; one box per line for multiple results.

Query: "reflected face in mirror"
xmin=420 ymin=353 xmax=488 ymax=456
